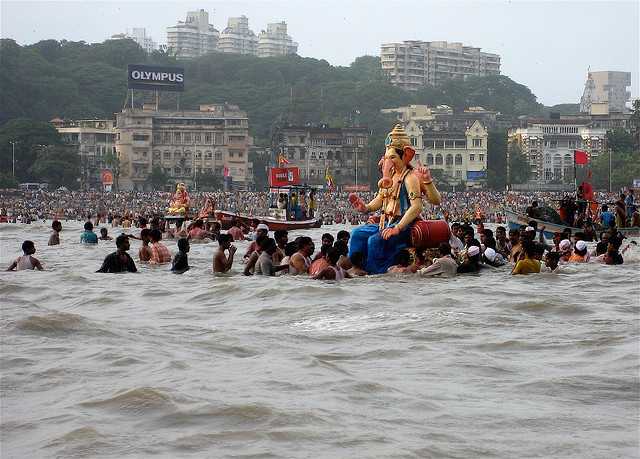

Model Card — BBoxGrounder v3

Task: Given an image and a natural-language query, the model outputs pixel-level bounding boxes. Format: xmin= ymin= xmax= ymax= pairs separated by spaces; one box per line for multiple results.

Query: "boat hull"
xmin=214 ymin=210 xmax=322 ymax=231
xmin=505 ymin=209 xmax=640 ymax=239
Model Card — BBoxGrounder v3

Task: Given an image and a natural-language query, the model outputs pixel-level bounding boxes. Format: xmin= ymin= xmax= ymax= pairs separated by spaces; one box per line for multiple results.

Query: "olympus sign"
xmin=127 ymin=64 xmax=185 ymax=92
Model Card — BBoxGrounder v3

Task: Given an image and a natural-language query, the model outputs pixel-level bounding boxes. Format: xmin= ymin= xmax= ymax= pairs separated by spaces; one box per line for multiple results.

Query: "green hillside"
xmin=1 ymin=38 xmax=544 ymax=145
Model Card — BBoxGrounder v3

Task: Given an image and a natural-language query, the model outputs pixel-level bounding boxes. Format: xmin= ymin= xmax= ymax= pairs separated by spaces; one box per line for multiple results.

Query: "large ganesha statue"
xmin=348 ymin=124 xmax=449 ymax=274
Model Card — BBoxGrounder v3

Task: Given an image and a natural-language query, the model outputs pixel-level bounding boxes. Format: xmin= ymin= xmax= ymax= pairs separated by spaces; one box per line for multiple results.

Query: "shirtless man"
xmin=214 ymin=233 xmax=237 ymax=273
xmin=289 ymin=236 xmax=314 ymax=275
xmin=48 ymin=220 xmax=62 ymax=246
xmin=138 ymin=228 xmax=153 ymax=262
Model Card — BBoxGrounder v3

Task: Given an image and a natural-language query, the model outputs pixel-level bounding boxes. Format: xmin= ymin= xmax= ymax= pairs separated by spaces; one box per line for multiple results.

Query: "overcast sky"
xmin=1 ymin=0 xmax=637 ymax=106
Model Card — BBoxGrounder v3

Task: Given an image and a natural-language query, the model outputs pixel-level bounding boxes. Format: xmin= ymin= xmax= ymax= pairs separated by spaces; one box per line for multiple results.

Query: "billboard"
xmin=270 ymin=167 xmax=300 ymax=187
xmin=127 ymin=64 xmax=185 ymax=92
xmin=467 ymin=170 xmax=487 ymax=181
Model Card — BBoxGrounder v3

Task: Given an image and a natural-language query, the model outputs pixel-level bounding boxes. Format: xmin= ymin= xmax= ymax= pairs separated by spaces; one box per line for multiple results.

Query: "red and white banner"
xmin=269 ymin=167 xmax=300 ymax=187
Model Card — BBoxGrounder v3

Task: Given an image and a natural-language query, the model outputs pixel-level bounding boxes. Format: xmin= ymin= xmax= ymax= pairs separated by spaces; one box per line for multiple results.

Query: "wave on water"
xmin=13 ymin=312 xmax=116 ymax=337
xmin=79 ymin=387 xmax=176 ymax=415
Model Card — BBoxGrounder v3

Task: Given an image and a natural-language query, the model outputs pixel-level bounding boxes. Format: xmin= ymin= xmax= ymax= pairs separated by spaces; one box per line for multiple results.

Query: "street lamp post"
xmin=355 ymin=146 xmax=358 ymax=189
xmin=9 ymin=140 xmax=18 ymax=178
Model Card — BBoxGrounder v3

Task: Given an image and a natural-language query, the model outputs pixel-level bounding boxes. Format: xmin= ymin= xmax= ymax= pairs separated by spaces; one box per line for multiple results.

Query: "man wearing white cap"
xmin=482 ymin=247 xmax=506 ymax=267
xmin=568 ymin=240 xmax=590 ymax=263
xmin=244 ymin=223 xmax=270 ymax=261
xmin=457 ymin=245 xmax=481 ymax=274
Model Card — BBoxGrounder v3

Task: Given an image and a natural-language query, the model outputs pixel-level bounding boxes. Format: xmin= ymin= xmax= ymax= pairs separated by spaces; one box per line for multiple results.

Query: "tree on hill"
xmin=0 ymin=118 xmax=63 ymax=182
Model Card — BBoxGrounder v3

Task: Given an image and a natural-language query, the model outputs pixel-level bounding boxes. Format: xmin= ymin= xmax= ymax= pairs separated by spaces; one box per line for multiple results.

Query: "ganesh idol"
xmin=168 ymin=182 xmax=191 ymax=216
xmin=349 ymin=124 xmax=442 ymax=274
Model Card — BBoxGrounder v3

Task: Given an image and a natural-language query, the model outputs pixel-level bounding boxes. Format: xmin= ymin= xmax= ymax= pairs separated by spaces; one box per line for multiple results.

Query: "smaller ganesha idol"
xmin=168 ymin=182 xmax=191 ymax=216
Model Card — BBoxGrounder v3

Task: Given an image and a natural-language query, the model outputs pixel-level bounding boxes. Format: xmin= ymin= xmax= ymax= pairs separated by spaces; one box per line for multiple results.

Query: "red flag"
xmin=223 ymin=166 xmax=230 ymax=177
xmin=574 ymin=149 xmax=589 ymax=165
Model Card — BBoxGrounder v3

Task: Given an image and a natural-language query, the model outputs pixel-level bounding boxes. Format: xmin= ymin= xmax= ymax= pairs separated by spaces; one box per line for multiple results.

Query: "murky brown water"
xmin=1 ymin=221 xmax=639 ymax=458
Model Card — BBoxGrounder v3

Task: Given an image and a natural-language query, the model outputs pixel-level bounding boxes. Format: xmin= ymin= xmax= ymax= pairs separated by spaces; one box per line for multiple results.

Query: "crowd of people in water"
xmin=6 ymin=205 xmax=636 ymax=278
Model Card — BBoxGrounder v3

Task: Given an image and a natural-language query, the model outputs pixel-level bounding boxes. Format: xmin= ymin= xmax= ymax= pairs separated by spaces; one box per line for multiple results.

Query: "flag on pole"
xmin=574 ymin=149 xmax=589 ymax=165
xmin=325 ymin=167 xmax=335 ymax=190
xmin=278 ymin=152 xmax=290 ymax=166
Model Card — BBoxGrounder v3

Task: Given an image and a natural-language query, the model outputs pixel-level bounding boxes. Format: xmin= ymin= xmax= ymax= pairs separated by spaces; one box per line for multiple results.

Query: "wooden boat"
xmin=214 ymin=209 xmax=322 ymax=231
xmin=505 ymin=208 xmax=640 ymax=239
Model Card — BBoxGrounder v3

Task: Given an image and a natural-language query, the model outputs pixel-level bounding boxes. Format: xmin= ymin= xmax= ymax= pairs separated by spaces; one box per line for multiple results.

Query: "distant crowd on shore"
xmin=1 ymin=189 xmax=633 ymax=227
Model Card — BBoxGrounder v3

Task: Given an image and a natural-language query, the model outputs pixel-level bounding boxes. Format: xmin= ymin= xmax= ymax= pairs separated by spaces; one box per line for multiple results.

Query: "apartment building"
xmin=218 ymin=16 xmax=258 ymax=55
xmin=508 ymin=119 xmax=607 ymax=183
xmin=115 ymin=104 xmax=251 ymax=190
xmin=257 ymin=22 xmax=298 ymax=58
xmin=52 ymin=119 xmax=117 ymax=190
xmin=111 ymin=28 xmax=157 ymax=53
xmin=167 ymin=9 xmax=219 ymax=59
xmin=380 ymin=40 xmax=501 ymax=91
xmin=273 ymin=125 xmax=369 ymax=188
xmin=422 ymin=120 xmax=489 ymax=189
xmin=580 ymin=71 xmax=632 ymax=114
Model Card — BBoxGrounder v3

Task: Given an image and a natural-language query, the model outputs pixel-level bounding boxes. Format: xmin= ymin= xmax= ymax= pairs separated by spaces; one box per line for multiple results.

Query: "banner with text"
xmin=127 ymin=64 xmax=185 ymax=92
xmin=270 ymin=167 xmax=300 ymax=187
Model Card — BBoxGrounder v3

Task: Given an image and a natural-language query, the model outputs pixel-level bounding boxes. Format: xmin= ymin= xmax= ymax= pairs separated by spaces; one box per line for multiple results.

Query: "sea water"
xmin=1 ymin=221 xmax=639 ymax=458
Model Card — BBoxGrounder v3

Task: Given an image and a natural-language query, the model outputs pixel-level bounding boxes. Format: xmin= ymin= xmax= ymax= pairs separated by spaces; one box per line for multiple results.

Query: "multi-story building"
xmin=111 ymin=28 xmax=157 ymax=53
xmin=167 ymin=9 xmax=219 ymax=59
xmin=380 ymin=40 xmax=501 ymax=91
xmin=508 ymin=119 xmax=607 ymax=183
xmin=218 ymin=16 xmax=258 ymax=55
xmin=580 ymin=71 xmax=632 ymax=114
xmin=422 ymin=120 xmax=489 ymax=189
xmin=273 ymin=125 xmax=369 ymax=188
xmin=115 ymin=104 xmax=251 ymax=190
xmin=257 ymin=22 xmax=298 ymax=58
xmin=52 ymin=119 xmax=117 ymax=190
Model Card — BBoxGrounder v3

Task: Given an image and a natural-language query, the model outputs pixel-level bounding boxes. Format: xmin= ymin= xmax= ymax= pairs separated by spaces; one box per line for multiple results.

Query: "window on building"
xmin=470 ymin=154 xmax=475 ymax=162
xmin=445 ymin=140 xmax=455 ymax=149
xmin=311 ymin=152 xmax=316 ymax=160
xmin=327 ymin=150 xmax=334 ymax=160
xmin=163 ymin=151 xmax=171 ymax=159
xmin=435 ymin=154 xmax=443 ymax=165
xmin=334 ymin=150 xmax=340 ymax=161
xmin=205 ymin=151 xmax=213 ymax=159
xmin=427 ymin=154 xmax=434 ymax=165
xmin=153 ymin=150 xmax=161 ymax=159
xmin=195 ymin=134 xmax=201 ymax=144
xmin=472 ymin=138 xmax=482 ymax=147
xmin=184 ymin=133 xmax=192 ymax=143
xmin=446 ymin=154 xmax=453 ymax=165
xmin=435 ymin=140 xmax=444 ymax=149
xmin=196 ymin=150 xmax=202 ymax=159
xmin=455 ymin=154 xmax=462 ymax=165
xmin=346 ymin=137 xmax=354 ymax=145
xmin=455 ymin=170 xmax=462 ymax=177
xmin=174 ymin=133 xmax=181 ymax=144
xmin=133 ymin=134 xmax=149 ymax=141
xmin=215 ymin=151 xmax=222 ymax=160
xmin=299 ymin=149 xmax=306 ymax=160
xmin=410 ymin=137 xmax=417 ymax=147
xmin=318 ymin=152 xmax=324 ymax=160
xmin=174 ymin=167 xmax=181 ymax=175
xmin=479 ymin=154 xmax=484 ymax=162
xmin=205 ymin=133 xmax=212 ymax=144
xmin=550 ymin=140 xmax=557 ymax=148
xmin=153 ymin=133 xmax=162 ymax=144
xmin=229 ymin=151 xmax=234 ymax=158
